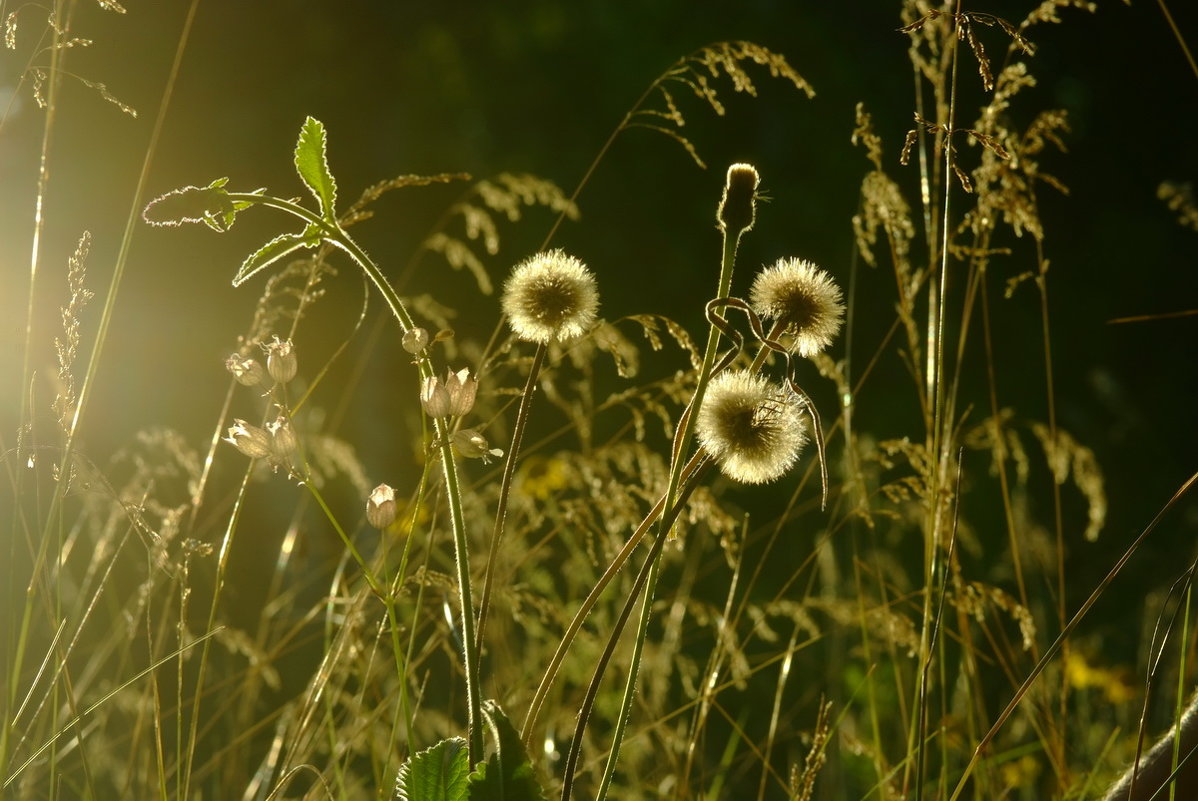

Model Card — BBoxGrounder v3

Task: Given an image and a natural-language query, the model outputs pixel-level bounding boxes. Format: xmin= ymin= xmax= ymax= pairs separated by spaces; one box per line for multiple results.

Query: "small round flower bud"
xmin=696 ymin=369 xmax=807 ymax=484
xmin=226 ymin=353 xmax=269 ymax=387
xmin=451 ymin=428 xmax=505 ymax=463
xmin=501 ymin=250 xmax=599 ymax=343
xmin=366 ymin=483 xmax=398 ymax=529
xmin=420 ymin=368 xmax=478 ymax=419
xmin=717 ymin=163 xmax=760 ymax=235
xmin=224 ymin=419 xmax=274 ymax=459
xmin=402 ymin=327 xmax=430 ymax=354
xmin=264 ymin=337 xmax=297 ymax=384
xmin=749 ymin=257 xmax=845 ymax=358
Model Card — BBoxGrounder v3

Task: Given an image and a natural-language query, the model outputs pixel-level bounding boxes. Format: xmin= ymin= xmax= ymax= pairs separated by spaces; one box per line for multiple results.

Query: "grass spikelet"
xmin=1158 ymin=181 xmax=1198 ymax=232
xmin=53 ymin=232 xmax=93 ymax=434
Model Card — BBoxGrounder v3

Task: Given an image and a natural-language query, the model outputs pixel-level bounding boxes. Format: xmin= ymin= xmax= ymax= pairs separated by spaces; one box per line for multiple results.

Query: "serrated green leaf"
xmin=143 ymin=177 xmax=235 ymax=230
xmin=395 ymin=738 xmax=470 ymax=801
xmin=294 ymin=116 xmax=338 ymax=220
xmin=231 ymin=229 xmax=319 ymax=287
xmin=467 ymin=701 xmax=546 ymax=801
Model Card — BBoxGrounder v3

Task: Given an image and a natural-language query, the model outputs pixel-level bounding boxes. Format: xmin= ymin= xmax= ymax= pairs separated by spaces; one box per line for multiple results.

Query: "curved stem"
xmin=228 ymin=193 xmax=484 ymax=765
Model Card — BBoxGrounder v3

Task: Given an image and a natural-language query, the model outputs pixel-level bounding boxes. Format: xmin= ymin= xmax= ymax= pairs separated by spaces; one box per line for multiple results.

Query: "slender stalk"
xmin=476 ymin=342 xmax=546 ymax=653
xmin=520 ymin=451 xmax=706 ymax=748
xmin=587 ymin=202 xmax=749 ymax=801
xmin=225 ymin=190 xmax=485 ymax=764
xmin=558 ymin=458 xmax=709 ymax=801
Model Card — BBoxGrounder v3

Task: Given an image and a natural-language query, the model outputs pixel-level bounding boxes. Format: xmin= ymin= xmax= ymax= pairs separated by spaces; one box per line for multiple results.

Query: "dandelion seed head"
xmin=501 ymin=250 xmax=599 ymax=343
xmin=750 ymin=257 xmax=845 ymax=358
xmin=696 ymin=369 xmax=807 ymax=484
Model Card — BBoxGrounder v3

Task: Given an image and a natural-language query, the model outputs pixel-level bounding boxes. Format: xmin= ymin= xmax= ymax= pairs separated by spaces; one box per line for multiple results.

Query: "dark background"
xmin=2 ymin=0 xmax=1196 ymax=718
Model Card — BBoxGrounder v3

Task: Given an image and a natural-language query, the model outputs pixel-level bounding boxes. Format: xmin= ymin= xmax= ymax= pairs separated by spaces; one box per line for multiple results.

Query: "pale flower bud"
xmin=366 ymin=484 xmax=398 ymax=529
xmin=265 ymin=416 xmax=298 ymax=467
xmin=226 ymin=353 xmax=269 ymax=387
xmin=402 ymin=327 xmax=430 ymax=354
xmin=224 ymin=419 xmax=273 ymax=459
xmin=420 ymin=368 xmax=478 ymax=419
xmin=717 ymin=163 xmax=760 ymax=235
xmin=264 ymin=337 xmax=297 ymax=384
xmin=451 ymin=428 xmax=504 ymax=463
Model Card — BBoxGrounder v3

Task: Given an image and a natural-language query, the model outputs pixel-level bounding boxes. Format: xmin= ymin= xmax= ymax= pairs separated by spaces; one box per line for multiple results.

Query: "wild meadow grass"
xmin=3 ymin=2 xmax=1198 ymax=800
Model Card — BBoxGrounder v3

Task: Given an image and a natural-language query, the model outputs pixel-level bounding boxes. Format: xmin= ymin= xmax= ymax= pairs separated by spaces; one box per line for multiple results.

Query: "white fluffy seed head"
xmin=501 ymin=250 xmax=599 ymax=343
xmin=695 ymin=369 xmax=807 ymax=484
xmin=749 ymin=257 xmax=845 ymax=358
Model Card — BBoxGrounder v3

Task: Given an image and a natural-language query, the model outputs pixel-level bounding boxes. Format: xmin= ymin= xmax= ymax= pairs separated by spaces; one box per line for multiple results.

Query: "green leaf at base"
xmin=294 ymin=116 xmax=339 ymax=220
xmin=232 ymin=225 xmax=321 ymax=287
xmin=395 ymin=738 xmax=470 ymax=801
xmin=467 ymin=701 xmax=547 ymax=801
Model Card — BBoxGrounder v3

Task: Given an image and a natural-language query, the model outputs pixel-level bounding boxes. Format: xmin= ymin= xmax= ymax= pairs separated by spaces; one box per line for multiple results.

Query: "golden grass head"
xmin=749 ymin=257 xmax=845 ymax=358
xmin=696 ymin=369 xmax=807 ymax=484
xmin=717 ymin=162 xmax=760 ymax=234
xmin=501 ymin=249 xmax=599 ymax=343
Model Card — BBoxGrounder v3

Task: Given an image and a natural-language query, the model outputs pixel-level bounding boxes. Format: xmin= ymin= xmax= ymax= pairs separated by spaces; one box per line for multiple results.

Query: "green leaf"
xmin=294 ymin=116 xmax=338 ymax=220
xmin=467 ymin=701 xmax=546 ymax=801
xmin=395 ymin=738 xmax=470 ymax=801
xmin=231 ymin=226 xmax=320 ymax=287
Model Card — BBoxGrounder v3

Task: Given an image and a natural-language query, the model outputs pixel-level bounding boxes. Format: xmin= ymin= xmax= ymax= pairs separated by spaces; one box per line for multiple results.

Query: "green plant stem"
xmin=227 ymin=192 xmax=484 ymax=765
xmin=520 ymin=451 xmax=706 ymax=749
xmin=559 ymin=458 xmax=709 ymax=801
xmin=588 ymin=224 xmax=745 ymax=801
xmin=476 ymin=342 xmax=546 ymax=654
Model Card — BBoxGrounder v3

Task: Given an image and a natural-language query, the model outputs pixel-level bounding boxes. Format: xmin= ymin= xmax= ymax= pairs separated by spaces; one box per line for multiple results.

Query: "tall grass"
xmin=3 ymin=2 xmax=1197 ymax=800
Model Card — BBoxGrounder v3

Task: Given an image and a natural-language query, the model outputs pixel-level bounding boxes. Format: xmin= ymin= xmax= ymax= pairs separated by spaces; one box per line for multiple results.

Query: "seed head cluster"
xmin=696 ymin=369 xmax=807 ymax=484
xmin=750 ymin=257 xmax=845 ymax=358
xmin=501 ymin=250 xmax=599 ymax=343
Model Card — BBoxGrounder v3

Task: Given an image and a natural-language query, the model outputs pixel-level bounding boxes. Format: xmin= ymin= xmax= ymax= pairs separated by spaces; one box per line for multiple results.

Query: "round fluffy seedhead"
xmin=696 ymin=369 xmax=807 ymax=484
xmin=501 ymin=250 xmax=599 ymax=343
xmin=717 ymin=163 xmax=760 ymax=234
xmin=749 ymin=257 xmax=845 ymax=358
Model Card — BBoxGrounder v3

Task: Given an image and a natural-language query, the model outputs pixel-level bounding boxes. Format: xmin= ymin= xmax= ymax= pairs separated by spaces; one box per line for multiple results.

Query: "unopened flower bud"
xmin=366 ymin=483 xmax=398 ymax=529
xmin=420 ymin=368 xmax=478 ymax=419
xmin=717 ymin=163 xmax=760 ymax=235
xmin=451 ymin=428 xmax=505 ymax=463
xmin=264 ymin=337 xmax=297 ymax=384
xmin=265 ymin=416 xmax=298 ymax=466
xmin=402 ymin=327 xmax=429 ymax=354
xmin=224 ymin=419 xmax=273 ymax=459
xmin=226 ymin=353 xmax=269 ymax=387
